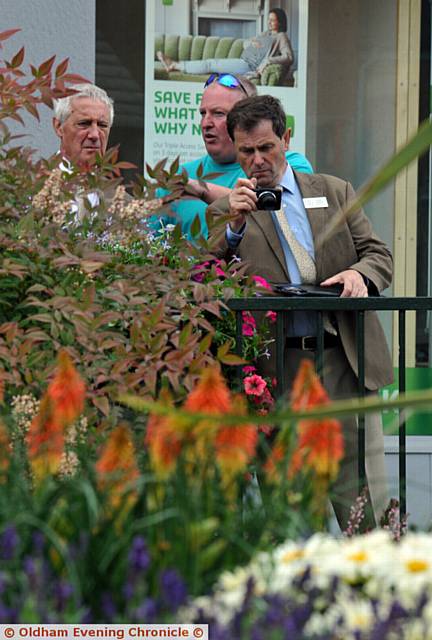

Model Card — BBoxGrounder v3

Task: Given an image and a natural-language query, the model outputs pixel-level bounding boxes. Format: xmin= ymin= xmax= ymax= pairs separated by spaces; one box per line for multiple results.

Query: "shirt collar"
xmin=58 ymin=154 xmax=73 ymax=174
xmin=278 ymin=163 xmax=296 ymax=194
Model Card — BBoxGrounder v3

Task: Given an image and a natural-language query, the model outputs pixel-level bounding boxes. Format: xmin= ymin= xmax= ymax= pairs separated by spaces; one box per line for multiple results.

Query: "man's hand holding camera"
xmin=228 ymin=177 xmax=283 ymax=232
xmin=228 ymin=177 xmax=258 ymax=232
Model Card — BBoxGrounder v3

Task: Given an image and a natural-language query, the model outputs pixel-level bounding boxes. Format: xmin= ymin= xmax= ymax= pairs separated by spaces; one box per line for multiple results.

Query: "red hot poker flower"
xmin=290 ymin=360 xmax=344 ymax=480
xmin=96 ymin=424 xmax=139 ymax=493
xmin=27 ymin=395 xmax=64 ymax=480
xmin=290 ymin=417 xmax=344 ymax=480
xmin=145 ymin=412 xmax=182 ymax=478
xmin=27 ymin=351 xmax=86 ymax=481
xmin=47 ymin=350 xmax=86 ymax=426
xmin=184 ymin=367 xmax=232 ymax=414
xmin=214 ymin=395 xmax=258 ymax=478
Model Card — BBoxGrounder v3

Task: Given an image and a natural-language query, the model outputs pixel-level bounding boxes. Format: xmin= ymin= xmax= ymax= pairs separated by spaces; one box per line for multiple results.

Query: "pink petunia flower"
xmin=242 ymin=311 xmax=256 ymax=336
xmin=252 ymin=275 xmax=272 ymax=290
xmin=244 ymin=375 xmax=267 ymax=396
xmin=242 ymin=311 xmax=256 ymax=326
xmin=265 ymin=310 xmax=277 ymax=323
xmin=242 ymin=324 xmax=255 ymax=337
xmin=243 ymin=365 xmax=256 ymax=375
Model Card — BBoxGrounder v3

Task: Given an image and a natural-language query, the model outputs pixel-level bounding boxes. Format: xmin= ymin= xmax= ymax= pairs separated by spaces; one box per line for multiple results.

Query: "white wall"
xmin=1 ymin=0 xmax=96 ymax=158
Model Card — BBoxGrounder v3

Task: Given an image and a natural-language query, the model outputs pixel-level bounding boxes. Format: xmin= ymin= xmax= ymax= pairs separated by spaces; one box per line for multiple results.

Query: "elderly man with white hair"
xmin=33 ymin=83 xmax=121 ymax=223
xmin=53 ymin=83 xmax=114 ymax=169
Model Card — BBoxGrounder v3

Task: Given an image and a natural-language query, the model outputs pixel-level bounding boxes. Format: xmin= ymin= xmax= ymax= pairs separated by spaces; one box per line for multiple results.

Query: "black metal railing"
xmin=227 ymin=296 xmax=432 ymax=520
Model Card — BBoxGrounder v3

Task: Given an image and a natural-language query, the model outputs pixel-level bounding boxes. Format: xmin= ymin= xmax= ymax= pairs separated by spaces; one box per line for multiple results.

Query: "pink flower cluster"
xmin=243 ymin=367 xmax=275 ymax=407
xmin=192 ymin=259 xmax=226 ymax=283
xmin=242 ymin=311 xmax=256 ymax=337
xmin=252 ymin=275 xmax=273 ymax=291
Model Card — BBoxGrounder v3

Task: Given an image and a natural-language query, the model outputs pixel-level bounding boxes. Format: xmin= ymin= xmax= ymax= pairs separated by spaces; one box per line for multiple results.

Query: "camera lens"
xmin=257 ymin=191 xmax=277 ymax=209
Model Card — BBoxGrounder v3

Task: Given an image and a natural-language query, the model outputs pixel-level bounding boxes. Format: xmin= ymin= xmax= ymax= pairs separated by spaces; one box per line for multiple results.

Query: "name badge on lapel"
xmin=303 ymin=197 xmax=328 ymax=209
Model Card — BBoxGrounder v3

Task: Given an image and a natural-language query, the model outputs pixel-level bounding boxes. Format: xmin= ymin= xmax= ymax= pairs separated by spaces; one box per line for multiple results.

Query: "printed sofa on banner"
xmin=154 ymin=33 xmax=294 ymax=86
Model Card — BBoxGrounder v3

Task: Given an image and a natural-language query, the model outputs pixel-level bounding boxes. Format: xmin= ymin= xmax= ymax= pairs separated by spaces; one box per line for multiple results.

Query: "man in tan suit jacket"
xmin=208 ymin=94 xmax=393 ymax=530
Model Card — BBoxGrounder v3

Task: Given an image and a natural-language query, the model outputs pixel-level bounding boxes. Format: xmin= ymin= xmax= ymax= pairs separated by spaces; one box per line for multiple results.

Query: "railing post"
xmin=398 ymin=310 xmax=407 ymax=520
xmin=276 ymin=311 xmax=285 ymax=398
xmin=316 ymin=311 xmax=324 ymax=381
xmin=356 ymin=310 xmax=366 ymax=495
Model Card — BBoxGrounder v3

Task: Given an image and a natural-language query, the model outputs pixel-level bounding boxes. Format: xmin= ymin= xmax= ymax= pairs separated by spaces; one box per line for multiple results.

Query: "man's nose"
xmin=253 ymin=151 xmax=264 ymax=165
xmin=201 ymin=114 xmax=214 ymax=128
xmin=87 ymin=122 xmax=100 ymax=138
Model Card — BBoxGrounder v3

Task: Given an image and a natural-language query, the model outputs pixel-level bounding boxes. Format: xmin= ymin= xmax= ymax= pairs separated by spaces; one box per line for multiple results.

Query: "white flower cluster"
xmin=11 ymin=393 xmax=40 ymax=437
xmin=183 ymin=530 xmax=432 ymax=639
xmin=59 ymin=416 xmax=89 ymax=479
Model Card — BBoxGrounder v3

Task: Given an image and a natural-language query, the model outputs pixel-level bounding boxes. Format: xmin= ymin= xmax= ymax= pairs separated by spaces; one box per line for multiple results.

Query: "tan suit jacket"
xmin=209 ymin=170 xmax=394 ymax=390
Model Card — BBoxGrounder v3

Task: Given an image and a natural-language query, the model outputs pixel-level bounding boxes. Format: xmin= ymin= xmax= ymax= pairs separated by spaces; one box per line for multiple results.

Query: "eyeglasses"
xmin=204 ymin=73 xmax=248 ymax=95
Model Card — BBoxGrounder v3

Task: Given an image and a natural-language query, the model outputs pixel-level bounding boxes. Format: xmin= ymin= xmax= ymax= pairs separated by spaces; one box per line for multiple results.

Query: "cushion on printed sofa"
xmin=202 ymin=36 xmax=222 ymax=59
xmin=228 ymin=39 xmax=244 ymax=58
xmin=213 ymin=37 xmax=235 ymax=58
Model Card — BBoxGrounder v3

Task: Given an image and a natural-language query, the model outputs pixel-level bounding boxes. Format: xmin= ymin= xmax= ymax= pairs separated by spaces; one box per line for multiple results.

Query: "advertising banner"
xmin=144 ymin=0 xmax=309 ymax=169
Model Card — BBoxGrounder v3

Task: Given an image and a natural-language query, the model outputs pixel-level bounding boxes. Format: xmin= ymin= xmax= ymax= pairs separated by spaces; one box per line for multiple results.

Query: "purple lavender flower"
xmin=80 ymin=608 xmax=93 ymax=624
xmin=262 ymin=594 xmax=286 ymax=626
xmin=31 ymin=531 xmax=45 ymax=554
xmin=133 ymin=598 xmax=158 ymax=623
xmin=159 ymin=569 xmax=187 ymax=611
xmin=0 ymin=602 xmax=11 ymax=624
xmin=55 ymin=580 xmax=74 ymax=612
xmin=23 ymin=556 xmax=37 ymax=579
xmin=0 ymin=525 xmax=19 ymax=560
xmin=129 ymin=536 xmax=151 ymax=572
xmin=101 ymin=592 xmax=117 ymax=621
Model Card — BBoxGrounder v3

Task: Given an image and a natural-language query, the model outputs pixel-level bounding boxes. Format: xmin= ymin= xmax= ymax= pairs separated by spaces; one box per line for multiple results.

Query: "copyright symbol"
xmin=193 ymin=630 xmax=203 ymax=638
xmin=5 ymin=629 xmax=15 ymax=638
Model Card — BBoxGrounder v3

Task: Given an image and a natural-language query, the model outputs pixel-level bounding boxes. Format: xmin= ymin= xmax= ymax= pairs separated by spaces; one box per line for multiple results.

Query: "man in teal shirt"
xmin=158 ymin=73 xmax=312 ymax=239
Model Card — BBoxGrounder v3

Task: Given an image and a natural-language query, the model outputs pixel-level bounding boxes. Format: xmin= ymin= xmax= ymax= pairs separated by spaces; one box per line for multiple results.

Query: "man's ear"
xmin=282 ymin=128 xmax=291 ymax=150
xmin=53 ymin=117 xmax=63 ymax=140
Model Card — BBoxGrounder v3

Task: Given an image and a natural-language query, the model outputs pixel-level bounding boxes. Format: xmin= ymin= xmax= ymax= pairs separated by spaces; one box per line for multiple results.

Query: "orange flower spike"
xmin=96 ymin=424 xmax=139 ymax=487
xmin=47 ymin=350 xmax=86 ymax=426
xmin=290 ymin=361 xmax=344 ymax=480
xmin=215 ymin=395 xmax=258 ymax=477
xmin=0 ymin=420 xmax=11 ymax=477
xmin=183 ymin=367 xmax=233 ymax=457
xmin=27 ymin=395 xmax=64 ymax=480
xmin=263 ymin=442 xmax=287 ymax=484
xmin=291 ymin=360 xmax=329 ymax=411
xmin=296 ymin=418 xmax=344 ymax=480
xmin=184 ymin=367 xmax=232 ymax=414
xmin=145 ymin=413 xmax=182 ymax=478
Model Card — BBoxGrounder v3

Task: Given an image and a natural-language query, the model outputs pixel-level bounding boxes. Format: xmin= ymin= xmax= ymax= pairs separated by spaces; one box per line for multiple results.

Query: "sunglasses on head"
xmin=204 ymin=73 xmax=248 ymax=95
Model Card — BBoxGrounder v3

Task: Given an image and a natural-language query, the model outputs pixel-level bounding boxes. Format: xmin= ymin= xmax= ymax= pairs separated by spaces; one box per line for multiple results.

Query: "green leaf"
xmin=179 ymin=322 xmax=193 ymax=348
xmin=218 ymin=353 xmax=247 ymax=365
xmin=197 ymin=539 xmax=227 ymax=571
xmin=190 ymin=214 xmax=202 ymax=238
xmin=199 ymin=333 xmax=213 ymax=353
xmin=16 ymin=212 xmax=35 ymax=235
xmin=10 ymin=46 xmax=24 ymax=69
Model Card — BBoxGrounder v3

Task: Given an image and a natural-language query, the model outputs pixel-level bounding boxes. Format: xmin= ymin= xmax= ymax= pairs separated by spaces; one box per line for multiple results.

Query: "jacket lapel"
xmin=250 ymin=209 xmax=290 ymax=279
xmin=293 ymin=171 xmax=328 ymax=282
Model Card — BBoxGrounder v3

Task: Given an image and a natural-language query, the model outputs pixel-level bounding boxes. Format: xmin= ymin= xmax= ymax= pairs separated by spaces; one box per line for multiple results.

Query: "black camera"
xmin=254 ymin=188 xmax=282 ymax=210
